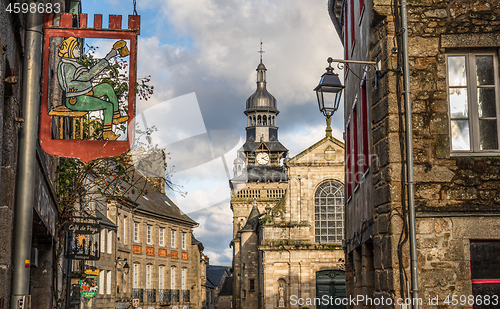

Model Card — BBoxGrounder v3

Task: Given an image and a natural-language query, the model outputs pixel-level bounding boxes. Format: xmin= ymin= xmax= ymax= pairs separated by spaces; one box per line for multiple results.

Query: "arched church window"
xmin=314 ymin=180 xmax=344 ymax=243
xmin=248 ymin=116 xmax=251 ymax=126
xmin=263 ymin=115 xmax=267 ymax=126
xmin=272 ymin=116 xmax=275 ymax=126
xmin=253 ymin=115 xmax=256 ymax=126
xmin=258 ymin=115 xmax=261 ymax=125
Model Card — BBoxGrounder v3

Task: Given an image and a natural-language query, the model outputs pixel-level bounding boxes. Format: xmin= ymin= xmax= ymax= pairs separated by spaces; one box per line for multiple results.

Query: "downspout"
xmin=401 ymin=0 xmax=419 ymax=306
xmin=10 ymin=1 xmax=43 ymax=308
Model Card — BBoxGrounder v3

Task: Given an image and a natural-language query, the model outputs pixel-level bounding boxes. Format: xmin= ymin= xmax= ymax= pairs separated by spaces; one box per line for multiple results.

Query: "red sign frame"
xmin=40 ymin=14 xmax=139 ymax=162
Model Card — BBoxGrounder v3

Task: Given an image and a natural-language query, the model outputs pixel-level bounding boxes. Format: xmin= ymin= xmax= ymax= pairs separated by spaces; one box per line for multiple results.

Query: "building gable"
xmin=288 ymin=136 xmax=344 ymax=166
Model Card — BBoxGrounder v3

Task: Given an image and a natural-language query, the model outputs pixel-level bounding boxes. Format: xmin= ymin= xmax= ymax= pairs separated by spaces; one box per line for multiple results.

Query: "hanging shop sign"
xmin=65 ymin=221 xmax=101 ymax=260
xmin=80 ymin=269 xmax=99 ymax=299
xmin=40 ymin=13 xmax=140 ymax=162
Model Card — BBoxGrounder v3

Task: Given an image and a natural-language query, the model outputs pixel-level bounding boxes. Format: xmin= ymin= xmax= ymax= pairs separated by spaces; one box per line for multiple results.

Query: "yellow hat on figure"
xmin=58 ymin=37 xmax=78 ymax=58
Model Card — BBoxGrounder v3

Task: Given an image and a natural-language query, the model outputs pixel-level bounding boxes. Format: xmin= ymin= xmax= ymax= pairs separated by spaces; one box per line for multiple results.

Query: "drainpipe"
xmin=401 ymin=0 xmax=420 ymax=306
xmin=10 ymin=2 xmax=43 ymax=308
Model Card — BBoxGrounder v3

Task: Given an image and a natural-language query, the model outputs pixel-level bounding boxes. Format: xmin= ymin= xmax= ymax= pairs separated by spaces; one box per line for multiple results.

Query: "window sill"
xmin=450 ymin=152 xmax=500 ymax=157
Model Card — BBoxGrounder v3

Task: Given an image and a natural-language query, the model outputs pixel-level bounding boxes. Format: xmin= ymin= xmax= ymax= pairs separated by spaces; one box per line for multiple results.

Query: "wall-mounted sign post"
xmin=40 ymin=13 xmax=140 ymax=162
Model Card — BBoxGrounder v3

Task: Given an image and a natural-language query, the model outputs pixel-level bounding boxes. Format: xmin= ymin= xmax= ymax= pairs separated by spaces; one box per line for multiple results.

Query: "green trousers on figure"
xmin=65 ymin=83 xmax=118 ymax=126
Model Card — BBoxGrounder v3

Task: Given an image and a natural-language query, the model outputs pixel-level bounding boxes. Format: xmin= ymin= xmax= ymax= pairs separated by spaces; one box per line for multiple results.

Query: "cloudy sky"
xmin=86 ymin=0 xmax=344 ymax=265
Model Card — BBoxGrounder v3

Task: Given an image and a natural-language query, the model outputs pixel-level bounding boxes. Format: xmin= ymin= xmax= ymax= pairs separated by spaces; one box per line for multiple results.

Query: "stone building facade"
xmin=107 ymin=176 xmax=203 ymax=309
xmin=329 ymin=0 xmax=500 ymax=307
xmin=231 ymin=56 xmax=346 ymax=309
xmin=72 ymin=173 xmax=205 ymax=309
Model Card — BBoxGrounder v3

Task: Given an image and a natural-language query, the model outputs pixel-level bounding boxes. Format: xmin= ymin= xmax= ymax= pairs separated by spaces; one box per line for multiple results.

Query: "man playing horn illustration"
xmin=57 ymin=37 xmax=129 ymax=140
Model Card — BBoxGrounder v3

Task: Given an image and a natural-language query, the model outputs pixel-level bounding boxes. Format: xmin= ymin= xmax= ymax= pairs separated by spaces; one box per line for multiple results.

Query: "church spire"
xmin=257 ymin=40 xmax=267 ymax=84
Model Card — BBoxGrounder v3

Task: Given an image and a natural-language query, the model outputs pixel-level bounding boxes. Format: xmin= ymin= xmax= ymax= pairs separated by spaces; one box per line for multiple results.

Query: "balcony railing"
xmin=139 ymin=289 xmax=188 ymax=304
xmin=132 ymin=288 xmax=143 ymax=303
xmin=172 ymin=289 xmax=180 ymax=303
xmin=158 ymin=289 xmax=180 ymax=303
xmin=181 ymin=289 xmax=190 ymax=302
xmin=145 ymin=289 xmax=156 ymax=303
xmin=158 ymin=289 xmax=171 ymax=303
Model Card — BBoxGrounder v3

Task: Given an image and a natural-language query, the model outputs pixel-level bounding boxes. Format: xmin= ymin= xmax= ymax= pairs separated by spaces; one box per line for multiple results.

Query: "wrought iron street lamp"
xmin=116 ymin=257 xmax=130 ymax=275
xmin=314 ymin=57 xmax=344 ymax=118
xmin=122 ymin=260 xmax=130 ymax=275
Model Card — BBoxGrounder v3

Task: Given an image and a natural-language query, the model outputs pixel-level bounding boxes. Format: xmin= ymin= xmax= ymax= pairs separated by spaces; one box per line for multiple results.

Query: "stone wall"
xmin=368 ymin=0 xmax=500 ymax=307
xmin=416 ymin=216 xmax=500 ymax=308
xmin=239 ymin=231 xmax=260 ymax=309
xmin=337 ymin=0 xmax=500 ymax=307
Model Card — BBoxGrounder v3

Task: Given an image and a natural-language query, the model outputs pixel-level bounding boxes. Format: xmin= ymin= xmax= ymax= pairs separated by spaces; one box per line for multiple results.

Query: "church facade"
xmin=230 ymin=56 xmax=346 ymax=309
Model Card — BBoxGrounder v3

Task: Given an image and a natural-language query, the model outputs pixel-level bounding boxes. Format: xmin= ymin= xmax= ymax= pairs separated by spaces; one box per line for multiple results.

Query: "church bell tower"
xmin=232 ymin=43 xmax=288 ymax=184
xmin=230 ymin=44 xmax=289 ymax=309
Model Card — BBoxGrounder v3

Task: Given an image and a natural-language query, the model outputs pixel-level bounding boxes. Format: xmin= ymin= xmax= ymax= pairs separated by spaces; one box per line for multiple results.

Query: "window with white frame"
xmin=99 ymin=269 xmax=104 ymax=294
xmin=106 ymin=270 xmax=112 ymax=294
xmin=447 ymin=53 xmax=500 ymax=153
xmin=171 ymin=229 xmax=176 ymax=248
xmin=314 ymin=180 xmax=345 ymax=243
xmin=134 ymin=222 xmax=139 ymax=243
xmin=181 ymin=268 xmax=186 ymax=290
xmin=171 ymin=266 xmax=176 ymax=289
xmin=182 ymin=232 xmax=186 ymax=250
xmin=146 ymin=264 xmax=152 ymax=289
xmin=118 ymin=215 xmax=122 ymax=243
xmin=147 ymin=224 xmax=152 ymax=245
xmin=159 ymin=228 xmax=165 ymax=246
xmin=123 ymin=215 xmax=127 ymax=245
xmin=100 ymin=229 xmax=106 ymax=253
xmin=159 ymin=265 xmax=164 ymax=290
xmin=133 ymin=263 xmax=139 ymax=289
xmin=107 ymin=230 xmax=113 ymax=254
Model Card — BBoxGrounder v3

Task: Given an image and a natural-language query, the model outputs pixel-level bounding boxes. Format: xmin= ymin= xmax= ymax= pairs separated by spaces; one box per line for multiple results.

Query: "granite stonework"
xmin=330 ymin=0 xmax=500 ymax=307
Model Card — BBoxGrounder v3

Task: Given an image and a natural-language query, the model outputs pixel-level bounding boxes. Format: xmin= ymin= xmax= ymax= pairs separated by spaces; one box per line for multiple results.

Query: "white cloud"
xmin=190 ymin=200 xmax=234 ymax=265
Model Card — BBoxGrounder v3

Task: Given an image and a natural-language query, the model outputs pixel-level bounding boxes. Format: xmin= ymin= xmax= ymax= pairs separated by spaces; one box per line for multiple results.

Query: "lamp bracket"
xmin=330 ymin=58 xmax=378 ymax=74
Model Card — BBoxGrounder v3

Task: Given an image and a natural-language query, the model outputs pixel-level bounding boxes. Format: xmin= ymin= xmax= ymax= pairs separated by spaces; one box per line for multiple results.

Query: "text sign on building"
xmin=40 ymin=13 xmax=140 ymax=162
xmin=65 ymin=222 xmax=101 ymax=260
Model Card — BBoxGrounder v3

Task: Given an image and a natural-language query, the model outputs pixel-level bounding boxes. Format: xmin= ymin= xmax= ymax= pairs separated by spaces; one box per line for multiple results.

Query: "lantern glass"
xmin=314 ymin=67 xmax=344 ymax=117
xmin=315 ymin=86 xmax=343 ymax=116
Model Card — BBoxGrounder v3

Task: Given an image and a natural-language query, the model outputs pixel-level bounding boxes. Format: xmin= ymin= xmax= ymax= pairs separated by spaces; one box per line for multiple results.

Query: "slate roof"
xmin=96 ymin=210 xmax=117 ymax=228
xmin=206 ymin=268 xmax=228 ymax=288
xmin=241 ymin=203 xmax=261 ymax=232
xmin=219 ymin=276 xmax=233 ymax=296
xmin=205 ymin=277 xmax=216 ymax=289
xmin=240 ymin=141 xmax=288 ymax=153
xmin=123 ymin=172 xmax=197 ymax=225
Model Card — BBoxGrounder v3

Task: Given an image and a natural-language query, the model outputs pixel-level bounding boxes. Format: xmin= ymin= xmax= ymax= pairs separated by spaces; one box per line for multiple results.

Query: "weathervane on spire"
xmin=258 ymin=40 xmax=265 ymax=63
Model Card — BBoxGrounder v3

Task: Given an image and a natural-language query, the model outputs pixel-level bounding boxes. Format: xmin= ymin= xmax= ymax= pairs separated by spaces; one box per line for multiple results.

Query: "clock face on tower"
xmin=256 ymin=152 xmax=270 ymax=165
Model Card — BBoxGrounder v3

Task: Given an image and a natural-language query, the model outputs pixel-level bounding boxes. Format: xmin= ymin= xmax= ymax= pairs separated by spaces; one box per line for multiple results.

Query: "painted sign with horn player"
xmin=40 ymin=13 xmax=140 ymax=162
